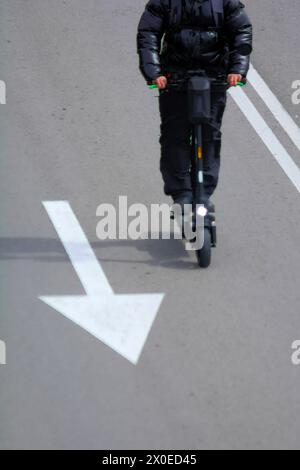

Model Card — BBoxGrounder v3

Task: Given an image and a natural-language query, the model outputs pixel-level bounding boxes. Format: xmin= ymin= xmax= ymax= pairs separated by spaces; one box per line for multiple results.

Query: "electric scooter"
xmin=149 ymin=72 xmax=245 ymax=268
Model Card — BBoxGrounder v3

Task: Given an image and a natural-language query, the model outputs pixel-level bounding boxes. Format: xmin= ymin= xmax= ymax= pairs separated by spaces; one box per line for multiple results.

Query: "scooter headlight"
xmin=197 ymin=205 xmax=208 ymax=217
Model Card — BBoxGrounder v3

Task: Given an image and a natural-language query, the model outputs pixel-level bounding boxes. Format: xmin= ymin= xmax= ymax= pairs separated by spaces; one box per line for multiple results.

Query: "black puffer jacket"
xmin=137 ymin=0 xmax=253 ymax=82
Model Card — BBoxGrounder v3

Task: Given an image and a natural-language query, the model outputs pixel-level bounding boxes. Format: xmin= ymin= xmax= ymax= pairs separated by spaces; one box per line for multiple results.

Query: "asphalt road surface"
xmin=0 ymin=0 xmax=300 ymax=450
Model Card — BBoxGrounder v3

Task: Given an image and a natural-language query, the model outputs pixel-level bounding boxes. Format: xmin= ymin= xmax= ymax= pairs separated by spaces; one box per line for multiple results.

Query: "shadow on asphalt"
xmin=0 ymin=236 xmax=198 ymax=270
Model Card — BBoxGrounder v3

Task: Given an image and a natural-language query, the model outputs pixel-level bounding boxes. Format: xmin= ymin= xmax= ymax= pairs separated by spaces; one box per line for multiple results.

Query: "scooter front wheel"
xmin=196 ymin=227 xmax=211 ymax=268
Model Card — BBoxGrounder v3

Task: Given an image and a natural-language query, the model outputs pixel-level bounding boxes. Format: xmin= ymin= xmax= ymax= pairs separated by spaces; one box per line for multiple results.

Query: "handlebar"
xmin=148 ymin=76 xmax=246 ymax=91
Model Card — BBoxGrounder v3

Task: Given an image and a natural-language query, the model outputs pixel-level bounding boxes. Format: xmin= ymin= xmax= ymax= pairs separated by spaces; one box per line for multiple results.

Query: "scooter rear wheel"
xmin=196 ymin=227 xmax=211 ymax=268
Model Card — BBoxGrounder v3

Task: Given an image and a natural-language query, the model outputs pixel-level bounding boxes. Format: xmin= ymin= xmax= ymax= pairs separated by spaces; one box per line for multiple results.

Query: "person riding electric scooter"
xmin=137 ymin=0 xmax=253 ymax=215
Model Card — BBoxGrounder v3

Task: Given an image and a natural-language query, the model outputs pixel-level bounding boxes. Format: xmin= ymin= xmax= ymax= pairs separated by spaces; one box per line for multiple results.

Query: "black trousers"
xmin=158 ymin=89 xmax=227 ymax=202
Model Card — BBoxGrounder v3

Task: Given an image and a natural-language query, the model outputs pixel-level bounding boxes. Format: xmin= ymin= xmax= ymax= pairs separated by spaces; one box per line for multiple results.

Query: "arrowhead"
xmin=39 ymin=294 xmax=164 ymax=365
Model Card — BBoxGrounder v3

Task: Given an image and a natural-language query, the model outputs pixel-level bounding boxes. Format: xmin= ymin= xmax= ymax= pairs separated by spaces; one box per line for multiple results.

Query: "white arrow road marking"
xmin=248 ymin=64 xmax=300 ymax=152
xmin=229 ymin=87 xmax=300 ymax=194
xmin=39 ymin=201 xmax=164 ymax=365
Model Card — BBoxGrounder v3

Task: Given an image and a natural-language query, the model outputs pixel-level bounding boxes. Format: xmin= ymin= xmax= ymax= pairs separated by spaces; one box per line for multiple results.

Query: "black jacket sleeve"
xmin=223 ymin=0 xmax=253 ymax=76
xmin=137 ymin=0 xmax=167 ymax=83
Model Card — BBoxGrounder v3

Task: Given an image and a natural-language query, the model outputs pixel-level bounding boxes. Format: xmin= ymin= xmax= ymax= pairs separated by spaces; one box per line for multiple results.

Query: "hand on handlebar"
xmin=153 ymin=76 xmax=168 ymax=90
xmin=227 ymin=74 xmax=243 ymax=87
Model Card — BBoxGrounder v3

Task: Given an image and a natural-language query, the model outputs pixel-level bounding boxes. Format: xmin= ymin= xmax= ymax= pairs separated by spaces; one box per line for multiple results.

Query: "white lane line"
xmin=229 ymin=87 xmax=300 ymax=193
xmin=40 ymin=201 xmax=164 ymax=365
xmin=248 ymin=64 xmax=300 ymax=152
xmin=0 ymin=339 xmax=6 ymax=365
xmin=43 ymin=201 xmax=113 ymax=296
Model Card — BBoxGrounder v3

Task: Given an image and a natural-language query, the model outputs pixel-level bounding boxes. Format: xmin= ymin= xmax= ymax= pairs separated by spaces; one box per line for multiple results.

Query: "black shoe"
xmin=171 ymin=194 xmax=193 ymax=221
xmin=173 ymin=194 xmax=193 ymax=210
xmin=206 ymin=199 xmax=215 ymax=213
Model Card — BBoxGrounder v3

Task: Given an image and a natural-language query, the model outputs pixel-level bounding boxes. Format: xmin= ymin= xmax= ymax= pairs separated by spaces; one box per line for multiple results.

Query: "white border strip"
xmin=248 ymin=64 xmax=300 ymax=152
xmin=229 ymin=87 xmax=300 ymax=193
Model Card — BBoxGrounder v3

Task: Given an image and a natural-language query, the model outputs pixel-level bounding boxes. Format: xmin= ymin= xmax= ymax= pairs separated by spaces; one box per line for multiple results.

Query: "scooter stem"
xmin=194 ymin=124 xmax=205 ymax=206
